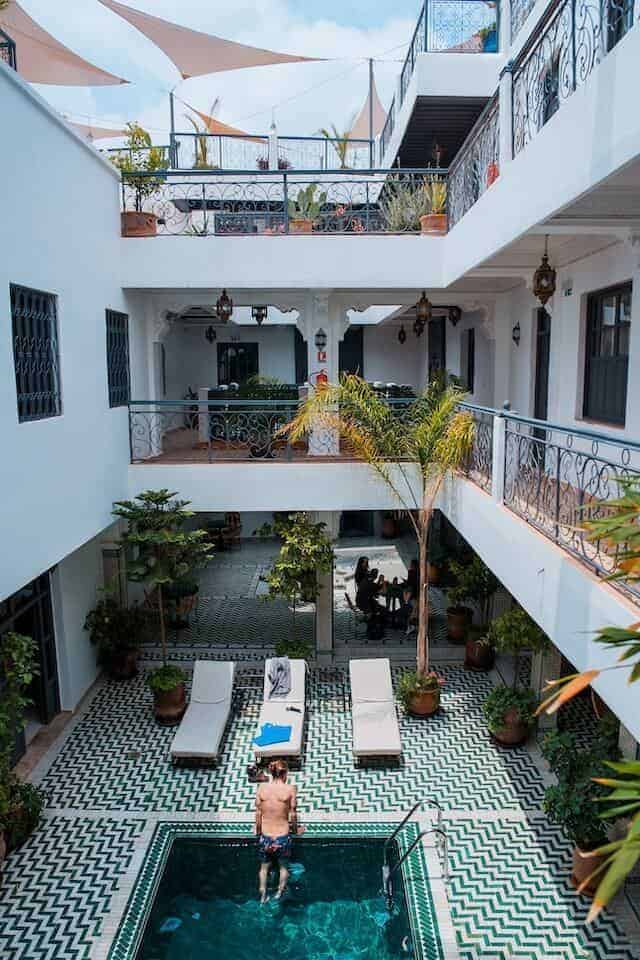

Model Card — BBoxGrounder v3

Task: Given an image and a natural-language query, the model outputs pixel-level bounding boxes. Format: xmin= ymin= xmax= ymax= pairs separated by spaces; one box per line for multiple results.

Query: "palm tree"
xmin=318 ymin=122 xmax=354 ymax=169
xmin=282 ymin=375 xmax=474 ymax=673
xmin=185 ymin=99 xmax=220 ymax=170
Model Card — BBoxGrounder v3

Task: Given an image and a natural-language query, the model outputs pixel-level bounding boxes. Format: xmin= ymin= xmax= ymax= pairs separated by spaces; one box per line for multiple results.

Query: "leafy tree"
xmin=318 ymin=122 xmax=354 ymax=168
xmin=538 ymin=478 xmax=640 ymax=918
xmin=111 ymin=123 xmax=167 ymax=213
xmin=113 ymin=490 xmax=213 ymax=665
xmin=485 ymin=606 xmax=549 ymax=688
xmin=282 ymin=375 xmax=474 ymax=674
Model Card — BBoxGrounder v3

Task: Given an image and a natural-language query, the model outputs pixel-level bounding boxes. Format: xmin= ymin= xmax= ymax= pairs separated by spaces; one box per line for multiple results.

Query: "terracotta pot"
xmin=571 ymin=846 xmax=607 ymax=894
xmin=492 ymin=706 xmax=529 ymax=746
xmin=382 ymin=516 xmax=397 ymax=539
xmin=289 ymin=218 xmax=313 ymax=235
xmin=0 ymin=831 xmax=6 ymax=868
xmin=121 ymin=211 xmax=158 ymax=238
xmin=426 ymin=562 xmax=441 ymax=585
xmin=408 ymin=688 xmax=440 ymax=717
xmin=153 ymin=682 xmax=186 ymax=726
xmin=108 ymin=648 xmax=139 ymax=681
xmin=487 ymin=162 xmax=499 ymax=186
xmin=465 ymin=636 xmax=494 ymax=672
xmin=447 ymin=606 xmax=472 ymax=643
xmin=420 ymin=213 xmax=447 ymax=236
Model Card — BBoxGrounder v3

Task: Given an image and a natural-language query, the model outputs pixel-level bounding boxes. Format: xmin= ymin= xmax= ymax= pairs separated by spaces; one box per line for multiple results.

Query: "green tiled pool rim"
xmin=107 ymin=820 xmax=445 ymax=960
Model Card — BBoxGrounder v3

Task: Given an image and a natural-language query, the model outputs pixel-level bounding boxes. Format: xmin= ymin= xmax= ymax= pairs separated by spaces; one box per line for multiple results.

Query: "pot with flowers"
xmin=419 ymin=178 xmax=448 ymax=235
xmin=448 ymin=556 xmax=499 ymax=670
xmin=111 ymin=123 xmax=167 ymax=237
xmin=398 ymin=669 xmax=445 ymax=717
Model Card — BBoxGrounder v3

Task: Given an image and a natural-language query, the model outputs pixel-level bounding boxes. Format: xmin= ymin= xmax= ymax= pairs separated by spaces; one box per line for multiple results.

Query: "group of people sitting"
xmin=353 ymin=555 xmax=419 ymax=640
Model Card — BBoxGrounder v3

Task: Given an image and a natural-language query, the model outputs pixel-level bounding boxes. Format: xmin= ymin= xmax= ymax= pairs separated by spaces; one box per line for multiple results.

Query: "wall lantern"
xmin=205 ymin=325 xmax=217 ymax=343
xmin=398 ymin=325 xmax=407 ymax=344
xmin=532 ymin=235 xmax=556 ymax=306
xmin=252 ymin=304 xmax=268 ymax=326
xmin=314 ymin=328 xmax=328 ymax=351
xmin=216 ymin=288 xmax=233 ymax=321
xmin=413 ymin=318 xmax=424 ymax=338
xmin=415 ymin=290 xmax=432 ymax=324
xmin=512 ymin=321 xmax=521 ymax=346
xmin=449 ymin=305 xmax=461 ymax=326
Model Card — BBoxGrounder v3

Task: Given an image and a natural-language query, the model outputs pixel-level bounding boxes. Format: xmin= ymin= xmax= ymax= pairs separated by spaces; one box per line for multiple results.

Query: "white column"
xmin=312 ymin=510 xmax=339 ymax=665
xmin=268 ymin=121 xmax=278 ymax=171
xmin=297 ymin=294 xmax=348 ymax=456
xmin=491 ymin=414 xmax=506 ymax=503
xmin=498 ymin=62 xmax=514 ymax=173
xmin=531 ymin=645 xmax=563 ymax=731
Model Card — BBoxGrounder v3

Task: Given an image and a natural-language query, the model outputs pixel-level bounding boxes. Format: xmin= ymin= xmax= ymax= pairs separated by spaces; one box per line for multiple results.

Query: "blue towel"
xmin=253 ymin=723 xmax=292 ymax=747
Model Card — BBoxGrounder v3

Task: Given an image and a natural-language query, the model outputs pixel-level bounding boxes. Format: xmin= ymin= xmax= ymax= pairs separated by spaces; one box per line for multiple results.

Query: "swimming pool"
xmin=108 ymin=823 xmax=444 ymax=960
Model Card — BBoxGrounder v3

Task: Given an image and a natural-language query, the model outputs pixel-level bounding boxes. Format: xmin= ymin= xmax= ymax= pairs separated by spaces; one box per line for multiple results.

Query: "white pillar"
xmin=498 ymin=62 xmax=514 ymax=173
xmin=297 ymin=294 xmax=348 ymax=456
xmin=491 ymin=414 xmax=506 ymax=503
xmin=531 ymin=645 xmax=563 ymax=731
xmin=268 ymin=121 xmax=278 ymax=171
xmin=312 ymin=510 xmax=339 ymax=664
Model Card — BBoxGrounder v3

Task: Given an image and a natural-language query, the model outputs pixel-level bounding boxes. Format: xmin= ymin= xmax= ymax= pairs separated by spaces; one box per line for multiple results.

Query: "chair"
xmin=253 ymin=658 xmax=306 ymax=762
xmin=170 ymin=660 xmax=235 ymax=764
xmin=221 ymin=512 xmax=242 ymax=550
xmin=349 ymin=658 xmax=402 ymax=764
xmin=344 ymin=592 xmax=368 ymax=643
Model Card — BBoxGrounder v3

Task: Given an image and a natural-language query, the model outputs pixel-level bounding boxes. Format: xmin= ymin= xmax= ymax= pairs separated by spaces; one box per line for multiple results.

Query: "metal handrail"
xmin=119 ymin=165 xmax=449 ymax=178
xmin=382 ymin=798 xmax=443 ymax=868
xmin=383 ymin=827 xmax=449 ymax=906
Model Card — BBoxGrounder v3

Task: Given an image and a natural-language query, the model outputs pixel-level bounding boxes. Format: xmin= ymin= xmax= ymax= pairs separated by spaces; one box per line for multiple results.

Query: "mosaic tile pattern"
xmin=0 ymin=816 xmax=145 ymax=960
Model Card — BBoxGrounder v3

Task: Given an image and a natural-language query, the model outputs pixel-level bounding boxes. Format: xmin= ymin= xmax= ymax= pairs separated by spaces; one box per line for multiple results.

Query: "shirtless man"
xmin=255 ymin=759 xmax=303 ymax=902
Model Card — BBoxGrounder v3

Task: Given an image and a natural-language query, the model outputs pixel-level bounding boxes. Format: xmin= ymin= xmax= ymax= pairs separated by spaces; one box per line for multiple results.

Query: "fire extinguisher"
xmin=314 ymin=369 xmax=329 ymax=389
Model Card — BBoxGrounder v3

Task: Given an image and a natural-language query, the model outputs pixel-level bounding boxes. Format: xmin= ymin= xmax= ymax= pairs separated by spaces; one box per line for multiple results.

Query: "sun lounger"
xmin=170 ymin=660 xmax=235 ymax=763
xmin=349 ymin=658 xmax=402 ymax=762
xmin=253 ymin=658 xmax=306 ymax=761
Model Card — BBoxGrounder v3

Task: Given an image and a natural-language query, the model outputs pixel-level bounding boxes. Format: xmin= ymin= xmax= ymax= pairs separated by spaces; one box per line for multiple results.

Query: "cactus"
xmin=287 ymin=184 xmax=327 ymax=222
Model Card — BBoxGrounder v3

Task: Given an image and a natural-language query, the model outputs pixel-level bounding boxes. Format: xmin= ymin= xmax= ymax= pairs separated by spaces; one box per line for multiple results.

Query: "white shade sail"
xmin=98 ymin=0 xmax=323 ymax=80
xmin=0 ymin=1 xmax=127 ymax=85
xmin=186 ymin=105 xmax=265 ymax=143
xmin=348 ymin=72 xmax=386 ymax=142
xmin=67 ymin=120 xmax=129 ymax=140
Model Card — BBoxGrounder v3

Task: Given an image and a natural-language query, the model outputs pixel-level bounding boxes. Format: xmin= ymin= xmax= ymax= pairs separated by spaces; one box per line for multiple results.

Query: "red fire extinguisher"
xmin=314 ymin=369 xmax=329 ymax=389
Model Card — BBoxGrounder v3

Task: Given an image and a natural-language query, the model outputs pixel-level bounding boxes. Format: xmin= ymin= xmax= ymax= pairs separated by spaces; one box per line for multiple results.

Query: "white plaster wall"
xmin=0 ymin=66 xmax=131 ymax=603
xmin=445 ymin=310 xmax=494 ymax=404
xmin=362 ymin=325 xmax=423 ymax=388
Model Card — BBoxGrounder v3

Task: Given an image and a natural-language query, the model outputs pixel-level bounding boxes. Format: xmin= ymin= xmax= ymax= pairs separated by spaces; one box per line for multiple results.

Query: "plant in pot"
xmin=541 ymin=720 xmax=619 ymax=894
xmin=446 ymin=559 xmax=474 ymax=644
xmin=449 ymin=556 xmax=499 ymax=669
xmin=381 ymin=512 xmax=397 ymax=539
xmin=287 ymin=184 xmax=327 ymax=234
xmin=420 ymin=178 xmax=447 ymax=235
xmin=84 ymin=593 xmax=148 ymax=680
xmin=113 ymin=490 xmax=214 ymax=725
xmin=111 ymin=123 xmax=167 ymax=237
xmin=166 ymin=576 xmax=200 ymax=629
xmin=482 ymin=606 xmax=549 ymax=745
xmin=398 ymin=669 xmax=445 ymax=717
xmin=380 ymin=180 xmax=432 ymax=233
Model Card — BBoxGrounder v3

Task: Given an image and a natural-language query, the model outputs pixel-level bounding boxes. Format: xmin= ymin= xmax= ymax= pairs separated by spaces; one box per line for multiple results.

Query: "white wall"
xmin=362 ymin=324 xmax=424 ymax=388
xmin=0 ymin=66 xmax=131 ymax=603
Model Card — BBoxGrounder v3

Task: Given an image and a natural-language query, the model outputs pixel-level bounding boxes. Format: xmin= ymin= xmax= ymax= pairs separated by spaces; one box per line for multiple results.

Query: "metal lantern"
xmin=216 ymin=288 xmax=233 ymax=320
xmin=398 ymin=325 xmax=407 ymax=345
xmin=252 ymin=304 xmax=268 ymax=326
xmin=413 ymin=317 xmax=424 ymax=338
xmin=532 ymin=236 xmax=556 ymax=306
xmin=205 ymin=325 xmax=217 ymax=344
xmin=512 ymin=321 xmax=521 ymax=346
xmin=415 ymin=290 xmax=432 ymax=325
xmin=449 ymin=305 xmax=461 ymax=326
xmin=314 ymin=328 xmax=328 ymax=351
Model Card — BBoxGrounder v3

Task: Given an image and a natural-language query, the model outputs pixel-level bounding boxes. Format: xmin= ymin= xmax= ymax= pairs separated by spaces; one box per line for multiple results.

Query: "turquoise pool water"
xmin=136 ymin=837 xmax=414 ymax=960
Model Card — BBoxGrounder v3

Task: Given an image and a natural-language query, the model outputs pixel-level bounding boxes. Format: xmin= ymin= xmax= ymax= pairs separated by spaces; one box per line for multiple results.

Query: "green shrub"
xmin=5 ymin=779 xmax=45 ymax=851
xmin=397 ymin=669 xmax=445 ymax=710
xmin=275 ymin=637 xmax=312 ymax=660
xmin=147 ymin=664 xmax=186 ymax=695
xmin=483 ymin=685 xmax=536 ymax=734
xmin=84 ymin=597 xmax=148 ymax=664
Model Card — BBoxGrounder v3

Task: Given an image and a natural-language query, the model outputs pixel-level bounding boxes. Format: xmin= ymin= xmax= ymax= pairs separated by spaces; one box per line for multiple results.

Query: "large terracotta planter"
xmin=447 ymin=606 xmax=471 ymax=643
xmin=426 ymin=562 xmax=441 ymax=585
xmin=408 ymin=688 xmax=441 ymax=717
xmin=420 ymin=213 xmax=447 ymax=236
xmin=492 ymin=706 xmax=529 ymax=746
xmin=487 ymin=162 xmax=499 ymax=186
xmin=571 ymin=846 xmax=607 ymax=894
xmin=289 ymin=218 xmax=313 ymax=235
xmin=465 ymin=635 xmax=494 ymax=672
xmin=153 ymin=682 xmax=186 ymax=726
xmin=108 ymin=648 xmax=139 ymax=681
xmin=121 ymin=211 xmax=157 ymax=237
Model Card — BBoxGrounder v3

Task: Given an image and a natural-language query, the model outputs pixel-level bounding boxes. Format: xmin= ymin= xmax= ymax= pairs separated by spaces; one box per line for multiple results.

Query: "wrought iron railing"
xmin=119 ymin=168 xmax=449 ymax=236
xmin=511 ymin=0 xmax=538 ymax=40
xmin=463 ymin=405 xmax=494 ymax=491
xmin=448 ymin=94 xmax=499 ymax=228
xmin=0 ymin=28 xmax=17 ymax=70
xmin=379 ymin=97 xmax=396 ymax=163
xmin=512 ymin=0 xmax=637 ymax=156
xmin=400 ymin=6 xmax=427 ymax=106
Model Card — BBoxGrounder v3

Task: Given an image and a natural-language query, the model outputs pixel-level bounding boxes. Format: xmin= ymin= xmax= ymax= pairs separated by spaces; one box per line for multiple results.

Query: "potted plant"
xmin=256 ymin=156 xmax=270 ymax=170
xmin=112 ymin=123 xmax=167 ymax=237
xmin=84 ymin=594 xmax=148 ymax=680
xmin=4 ymin=778 xmax=45 ymax=853
xmin=427 ymin=543 xmax=447 ymax=585
xmin=318 ymin=123 xmax=353 ymax=169
xmin=287 ymin=184 xmax=327 ymax=234
xmin=381 ymin=512 xmax=397 ymax=539
xmin=166 ymin=576 xmax=199 ymax=629
xmin=446 ymin=560 xmax=473 ymax=644
xmin=482 ymin=606 xmax=549 ymax=745
xmin=420 ymin=178 xmax=448 ymax=235
xmin=380 ymin=180 xmax=432 ymax=232
xmin=487 ymin=160 xmax=499 ymax=186
xmin=541 ymin=721 xmax=619 ymax=893
xmin=113 ymin=490 xmax=213 ymax=724
xmin=449 ymin=556 xmax=499 ymax=669
xmin=398 ymin=669 xmax=445 ymax=717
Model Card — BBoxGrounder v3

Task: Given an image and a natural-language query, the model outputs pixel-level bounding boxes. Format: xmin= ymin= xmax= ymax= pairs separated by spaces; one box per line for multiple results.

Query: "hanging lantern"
xmin=216 ymin=288 xmax=233 ymax=321
xmin=512 ymin=321 xmax=521 ymax=346
xmin=398 ymin=325 xmax=407 ymax=345
xmin=251 ymin=304 xmax=268 ymax=326
xmin=449 ymin=305 xmax=461 ymax=326
xmin=532 ymin=235 xmax=556 ymax=306
xmin=205 ymin=325 xmax=217 ymax=343
xmin=413 ymin=317 xmax=424 ymax=338
xmin=314 ymin=328 xmax=328 ymax=351
xmin=415 ymin=290 xmax=432 ymax=325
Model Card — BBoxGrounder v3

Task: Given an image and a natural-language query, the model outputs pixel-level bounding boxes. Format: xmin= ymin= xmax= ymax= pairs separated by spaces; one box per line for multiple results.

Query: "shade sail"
xmin=98 ymin=0 xmax=322 ymax=79
xmin=187 ymin=105 xmax=265 ymax=143
xmin=348 ymin=72 xmax=386 ymax=142
xmin=0 ymin=1 xmax=127 ymax=85
xmin=67 ymin=120 xmax=128 ymax=140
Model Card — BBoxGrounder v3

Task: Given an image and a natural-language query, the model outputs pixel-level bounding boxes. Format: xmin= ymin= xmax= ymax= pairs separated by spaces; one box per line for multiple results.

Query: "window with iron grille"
xmin=106 ymin=309 xmax=131 ymax=407
xmin=10 ymin=284 xmax=61 ymax=423
xmin=583 ymin=282 xmax=631 ymax=426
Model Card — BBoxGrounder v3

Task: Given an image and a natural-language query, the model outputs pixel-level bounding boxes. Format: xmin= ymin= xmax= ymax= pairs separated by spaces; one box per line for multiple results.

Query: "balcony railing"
xmin=119 ymin=168 xmax=449 ymax=237
xmin=0 ymin=28 xmax=17 ymax=71
xmin=448 ymin=94 xmax=499 ymax=228
xmin=379 ymin=97 xmax=396 ymax=163
xmin=462 ymin=403 xmax=640 ymax=603
xmin=510 ymin=0 xmax=538 ymax=40
xmin=512 ymin=0 xmax=637 ymax=156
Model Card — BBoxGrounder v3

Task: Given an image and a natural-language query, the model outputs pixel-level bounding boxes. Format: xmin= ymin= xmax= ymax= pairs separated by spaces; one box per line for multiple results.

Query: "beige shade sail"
xmin=186 ymin=105 xmax=265 ymax=143
xmin=67 ymin=120 xmax=129 ymax=139
xmin=348 ymin=72 xmax=386 ymax=142
xmin=0 ymin=1 xmax=127 ymax=85
xmin=98 ymin=0 xmax=323 ymax=80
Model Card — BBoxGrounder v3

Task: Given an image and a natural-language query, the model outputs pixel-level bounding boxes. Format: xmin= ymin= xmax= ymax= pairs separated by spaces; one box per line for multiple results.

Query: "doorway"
xmin=428 ymin=316 xmax=447 ymax=380
xmin=339 ymin=327 xmax=364 ymax=377
xmin=217 ymin=343 xmax=259 ymax=384
xmin=533 ymin=308 xmax=551 ymax=465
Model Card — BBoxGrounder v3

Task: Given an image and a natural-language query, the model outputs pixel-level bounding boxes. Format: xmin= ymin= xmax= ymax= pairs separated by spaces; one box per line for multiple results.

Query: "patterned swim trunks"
xmin=258 ymin=833 xmax=292 ymax=863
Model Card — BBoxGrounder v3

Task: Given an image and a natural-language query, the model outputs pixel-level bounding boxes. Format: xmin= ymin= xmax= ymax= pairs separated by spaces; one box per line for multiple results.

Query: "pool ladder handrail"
xmin=382 ymin=798 xmax=443 ymax=869
xmin=383 ymin=828 xmax=449 ymax=908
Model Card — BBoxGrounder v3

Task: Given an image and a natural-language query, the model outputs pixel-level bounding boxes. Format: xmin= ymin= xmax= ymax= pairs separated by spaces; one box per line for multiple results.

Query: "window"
xmin=606 ymin=0 xmax=634 ymax=51
xmin=217 ymin=343 xmax=259 ymax=384
xmin=583 ymin=282 xmax=631 ymax=425
xmin=106 ymin=309 xmax=131 ymax=407
xmin=10 ymin=284 xmax=61 ymax=422
xmin=464 ymin=328 xmax=475 ymax=393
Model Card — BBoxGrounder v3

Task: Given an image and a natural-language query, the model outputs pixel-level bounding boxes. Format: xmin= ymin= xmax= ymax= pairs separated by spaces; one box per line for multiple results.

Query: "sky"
xmin=20 ymin=0 xmax=421 ymax=139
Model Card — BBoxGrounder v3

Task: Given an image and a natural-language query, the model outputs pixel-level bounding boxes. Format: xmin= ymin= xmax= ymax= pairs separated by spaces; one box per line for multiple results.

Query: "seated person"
xmin=403 ymin=558 xmax=419 ymax=600
xmin=356 ymin=568 xmax=386 ymax=639
xmin=353 ymin=556 xmax=370 ymax=588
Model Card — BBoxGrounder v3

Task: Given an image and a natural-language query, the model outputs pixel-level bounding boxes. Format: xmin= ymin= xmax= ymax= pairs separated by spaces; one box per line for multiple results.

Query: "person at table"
xmin=404 ymin=558 xmax=419 ymax=600
xmin=353 ymin=556 xmax=370 ymax=588
xmin=356 ymin=567 xmax=387 ymax=638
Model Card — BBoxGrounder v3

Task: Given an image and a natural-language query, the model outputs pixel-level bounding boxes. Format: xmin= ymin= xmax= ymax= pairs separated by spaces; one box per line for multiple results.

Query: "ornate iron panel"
xmin=511 ymin=0 xmax=537 ymax=41
xmin=448 ymin=95 xmax=499 ymax=227
xmin=463 ymin=406 xmax=494 ymax=492
xmin=428 ymin=0 xmax=499 ymax=51
xmin=106 ymin=309 xmax=131 ymax=408
xmin=0 ymin=28 xmax=17 ymax=70
xmin=10 ymin=285 xmax=61 ymax=423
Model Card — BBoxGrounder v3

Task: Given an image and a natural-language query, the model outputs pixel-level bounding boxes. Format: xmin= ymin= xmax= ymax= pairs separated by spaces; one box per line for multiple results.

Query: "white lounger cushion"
xmin=254 ymin=658 xmax=306 ymax=758
xmin=349 ymin=658 xmax=402 ymax=758
xmin=170 ymin=660 xmax=235 ymax=760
